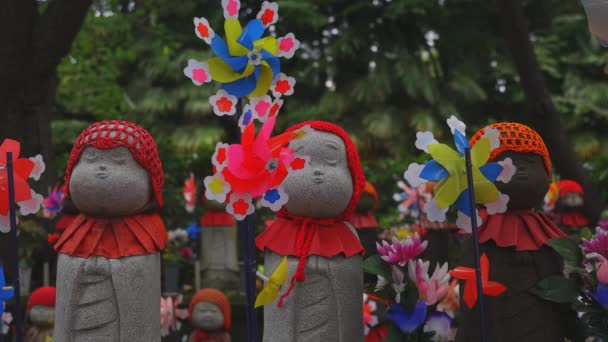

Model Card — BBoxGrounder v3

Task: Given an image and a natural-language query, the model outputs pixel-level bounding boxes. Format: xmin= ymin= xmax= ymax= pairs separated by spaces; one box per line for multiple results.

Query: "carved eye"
xmin=83 ymin=150 xmax=97 ymax=162
xmin=111 ymin=149 xmax=128 ymax=165
xmin=324 ymin=143 xmax=339 ymax=165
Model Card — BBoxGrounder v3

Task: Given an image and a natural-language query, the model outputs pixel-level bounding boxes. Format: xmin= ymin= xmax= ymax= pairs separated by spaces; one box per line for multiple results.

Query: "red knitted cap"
xmin=557 ymin=179 xmax=584 ymax=197
xmin=279 ymin=121 xmax=366 ymax=221
xmin=470 ymin=122 xmax=551 ymax=177
xmin=63 ymin=120 xmax=164 ymax=207
xmin=189 ymin=288 xmax=231 ymax=330
xmin=27 ymin=286 xmax=56 ymax=314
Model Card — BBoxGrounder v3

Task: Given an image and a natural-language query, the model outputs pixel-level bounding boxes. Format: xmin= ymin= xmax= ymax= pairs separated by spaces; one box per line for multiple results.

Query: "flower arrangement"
xmin=363 ymin=233 xmax=455 ymax=341
xmin=162 ymin=228 xmax=195 ymax=262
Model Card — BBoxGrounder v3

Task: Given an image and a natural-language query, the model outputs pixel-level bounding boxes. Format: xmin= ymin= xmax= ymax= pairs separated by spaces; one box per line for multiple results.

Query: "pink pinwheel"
xmin=393 ymin=181 xmax=431 ymax=218
xmin=408 ymin=260 xmax=451 ymax=306
xmin=42 ymin=184 xmax=64 ymax=218
xmin=376 ymin=234 xmax=428 ymax=267
xmin=160 ymin=295 xmax=188 ymax=337
xmin=183 ymin=173 xmax=197 ymax=213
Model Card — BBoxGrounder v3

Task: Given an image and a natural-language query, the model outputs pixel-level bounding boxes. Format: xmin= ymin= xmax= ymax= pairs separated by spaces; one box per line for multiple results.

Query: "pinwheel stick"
xmin=6 ymin=152 xmax=23 ymax=342
xmin=255 ymin=271 xmax=269 ymax=282
xmin=235 ymin=100 xmax=260 ymax=342
xmin=464 ymin=148 xmax=487 ymax=342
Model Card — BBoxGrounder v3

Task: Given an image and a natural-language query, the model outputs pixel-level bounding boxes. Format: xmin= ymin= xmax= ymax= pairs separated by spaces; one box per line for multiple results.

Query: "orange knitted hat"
xmin=469 ymin=122 xmax=551 ymax=176
xmin=189 ymin=288 xmax=231 ymax=330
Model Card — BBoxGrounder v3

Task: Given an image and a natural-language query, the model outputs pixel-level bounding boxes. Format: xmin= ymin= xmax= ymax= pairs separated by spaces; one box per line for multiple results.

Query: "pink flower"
xmin=408 ymin=260 xmax=451 ymax=306
xmin=376 ymin=234 xmax=428 ymax=267
xmin=586 ymin=252 xmax=608 ymax=285
xmin=179 ymin=247 xmax=193 ymax=259
xmin=583 ymin=227 xmax=608 ymax=260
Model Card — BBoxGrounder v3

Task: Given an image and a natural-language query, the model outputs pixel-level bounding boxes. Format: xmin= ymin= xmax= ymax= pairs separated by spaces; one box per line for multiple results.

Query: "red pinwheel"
xmin=449 ymin=253 xmax=506 ymax=309
xmin=183 ymin=173 xmax=197 ymax=213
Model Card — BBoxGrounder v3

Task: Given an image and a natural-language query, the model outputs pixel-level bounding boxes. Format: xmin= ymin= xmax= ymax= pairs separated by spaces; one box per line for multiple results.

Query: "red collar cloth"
xmin=478 ymin=209 xmax=566 ymax=251
xmin=556 ymin=211 xmax=589 ymax=228
xmin=192 ymin=331 xmax=230 ymax=342
xmin=350 ymin=212 xmax=379 ymax=230
xmin=54 ymin=213 xmax=167 ymax=258
xmin=200 ymin=210 xmax=234 ymax=227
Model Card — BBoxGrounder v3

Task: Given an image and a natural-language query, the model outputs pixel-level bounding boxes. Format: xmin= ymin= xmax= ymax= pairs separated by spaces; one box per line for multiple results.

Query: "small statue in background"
xmin=188 ymin=288 xmax=231 ymax=342
xmin=54 ymin=120 xmax=167 ymax=342
xmin=24 ymin=286 xmax=55 ymax=342
xmin=256 ymin=121 xmax=365 ymax=342
xmin=554 ymin=179 xmax=589 ymax=234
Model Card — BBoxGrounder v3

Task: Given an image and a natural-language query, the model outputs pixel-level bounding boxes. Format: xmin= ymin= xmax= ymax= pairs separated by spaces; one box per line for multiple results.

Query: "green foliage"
xmin=529 ymin=275 xmax=580 ymax=304
xmin=362 ymin=254 xmax=391 ymax=280
xmin=547 ymin=237 xmax=583 ymax=265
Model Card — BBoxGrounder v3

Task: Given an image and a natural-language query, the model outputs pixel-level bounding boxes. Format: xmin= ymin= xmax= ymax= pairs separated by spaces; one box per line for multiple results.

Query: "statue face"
xmin=494 ymin=151 xmax=549 ymax=210
xmin=191 ymin=302 xmax=225 ymax=331
xmin=69 ymin=146 xmax=151 ymax=216
xmin=282 ymin=130 xmax=354 ymax=218
xmin=561 ymin=192 xmax=583 ymax=208
xmin=29 ymin=305 xmax=54 ymax=327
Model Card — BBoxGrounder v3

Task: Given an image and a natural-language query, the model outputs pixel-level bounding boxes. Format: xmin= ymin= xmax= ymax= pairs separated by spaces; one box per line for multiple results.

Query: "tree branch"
xmin=32 ymin=0 xmax=93 ymax=74
xmin=495 ymin=0 xmax=604 ymax=223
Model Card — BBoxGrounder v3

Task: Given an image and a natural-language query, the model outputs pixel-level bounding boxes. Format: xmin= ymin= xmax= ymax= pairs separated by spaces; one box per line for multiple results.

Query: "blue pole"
xmin=464 ymin=147 xmax=487 ymax=342
xmin=6 ymin=152 xmax=23 ymax=342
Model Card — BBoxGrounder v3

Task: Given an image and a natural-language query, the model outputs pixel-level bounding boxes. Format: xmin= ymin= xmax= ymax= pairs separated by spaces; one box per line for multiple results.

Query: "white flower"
xmin=18 ymin=190 xmax=43 ymax=216
xmin=482 ymin=126 xmax=501 ymax=151
xmin=260 ymin=187 xmax=289 ymax=212
xmin=193 ymin=17 xmax=215 ymax=44
xmin=226 ymin=193 xmax=255 ymax=221
xmin=221 ymin=0 xmax=240 ymax=19
xmin=374 ymin=275 xmax=388 ymax=292
xmin=415 ymin=131 xmax=438 ymax=153
xmin=392 ymin=265 xmax=406 ymax=303
xmin=455 ymin=210 xmax=482 ymax=232
xmin=257 ymin=1 xmax=279 ymax=27
xmin=403 ymin=163 xmax=427 ymax=188
xmin=497 ymin=157 xmax=517 ymax=183
xmin=211 ymin=142 xmax=230 ymax=171
xmin=271 ymin=73 xmax=296 ymax=98
xmin=203 ymin=174 xmax=231 ymax=204
xmin=277 ymin=33 xmax=301 ymax=59
xmin=485 ymin=193 xmax=510 ymax=215
xmin=209 ymin=89 xmax=238 ymax=117
xmin=446 ymin=115 xmax=466 ymax=135
xmin=183 ymin=59 xmax=212 ymax=86
xmin=28 ymin=154 xmax=45 ymax=181
xmin=424 ymin=199 xmax=448 ymax=222
xmin=250 ymin=95 xmax=272 ymax=122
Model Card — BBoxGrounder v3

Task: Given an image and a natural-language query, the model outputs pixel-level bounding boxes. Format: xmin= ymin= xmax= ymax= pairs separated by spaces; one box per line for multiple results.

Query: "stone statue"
xmin=256 ymin=121 xmax=366 ymax=342
xmin=456 ymin=123 xmax=573 ymax=342
xmin=188 ymin=288 xmax=231 ymax=342
xmin=199 ymin=199 xmax=239 ymax=290
xmin=553 ymin=179 xmax=589 ymax=234
xmin=53 ymin=120 xmax=167 ymax=342
xmin=24 ymin=286 xmax=55 ymax=342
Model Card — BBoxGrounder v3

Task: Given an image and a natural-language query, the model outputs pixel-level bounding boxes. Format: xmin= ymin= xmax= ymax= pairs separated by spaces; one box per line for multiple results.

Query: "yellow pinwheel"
xmin=255 ymin=257 xmax=288 ymax=308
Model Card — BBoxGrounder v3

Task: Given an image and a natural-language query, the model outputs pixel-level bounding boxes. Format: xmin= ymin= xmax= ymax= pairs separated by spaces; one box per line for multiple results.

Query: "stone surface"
xmin=263 ymin=252 xmax=363 ymax=342
xmin=69 ymin=146 xmax=151 ymax=216
xmin=199 ymin=226 xmax=239 ymax=290
xmin=54 ymin=253 xmax=162 ymax=342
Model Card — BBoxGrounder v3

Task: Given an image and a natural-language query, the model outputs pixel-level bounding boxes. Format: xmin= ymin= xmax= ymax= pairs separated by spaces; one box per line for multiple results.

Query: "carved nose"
xmin=313 ymin=169 xmax=323 ymax=176
xmin=98 ymin=165 xmax=107 ymax=171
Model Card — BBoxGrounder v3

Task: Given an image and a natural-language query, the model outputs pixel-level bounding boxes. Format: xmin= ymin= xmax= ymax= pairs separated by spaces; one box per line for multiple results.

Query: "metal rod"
xmin=464 ymin=148 xmax=487 ymax=342
xmin=7 ymin=152 xmax=23 ymax=342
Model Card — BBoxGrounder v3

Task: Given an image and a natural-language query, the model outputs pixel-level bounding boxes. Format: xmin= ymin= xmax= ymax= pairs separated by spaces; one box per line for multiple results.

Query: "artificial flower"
xmin=385 ymin=300 xmax=427 ymax=334
xmin=186 ymin=221 xmax=203 ymax=241
xmin=583 ymin=226 xmax=608 ymax=260
xmin=591 ymin=283 xmax=608 ymax=310
xmin=409 ymin=260 xmax=450 ymax=306
xmin=392 ymin=266 xmax=406 ymax=303
xmin=415 ymin=131 xmax=439 ymax=153
xmin=363 ymin=294 xmax=381 ymax=336
xmin=423 ymin=311 xmax=453 ymax=342
xmin=42 ymin=185 xmax=64 ymax=218
xmin=376 ymin=234 xmax=428 ymax=267
xmin=183 ymin=173 xmax=196 ymax=213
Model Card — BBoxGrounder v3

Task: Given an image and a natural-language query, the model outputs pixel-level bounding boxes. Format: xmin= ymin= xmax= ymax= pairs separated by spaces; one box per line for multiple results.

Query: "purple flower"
xmin=377 ymin=234 xmax=428 ymax=267
xmin=582 ymin=227 xmax=608 ymax=260
xmin=591 ymin=283 xmax=608 ymax=310
xmin=385 ymin=300 xmax=427 ymax=334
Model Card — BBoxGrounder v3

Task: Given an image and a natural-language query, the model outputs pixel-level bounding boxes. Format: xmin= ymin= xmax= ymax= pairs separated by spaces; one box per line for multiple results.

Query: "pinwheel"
xmin=449 ymin=253 xmax=506 ymax=309
xmin=183 ymin=173 xmax=197 ymax=213
xmin=404 ymin=116 xmax=515 ymax=231
xmin=42 ymin=184 xmax=64 ymax=218
xmin=160 ymin=295 xmax=188 ymax=337
xmin=186 ymin=221 xmax=203 ymax=241
xmin=204 ymin=118 xmax=311 ymax=220
xmin=0 ymin=264 xmax=14 ymax=319
xmin=393 ymin=181 xmax=431 ymax=218
xmin=254 ymin=256 xmax=288 ymax=308
xmin=0 ymin=139 xmax=45 ymax=232
xmin=184 ymin=0 xmax=300 ymax=116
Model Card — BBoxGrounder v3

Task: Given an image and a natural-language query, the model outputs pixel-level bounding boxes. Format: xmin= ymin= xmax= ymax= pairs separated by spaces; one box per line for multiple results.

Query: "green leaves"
xmin=529 ymin=275 xmax=580 ymax=304
xmin=547 ymin=237 xmax=583 ymax=265
xmin=363 ymin=255 xmax=391 ymax=280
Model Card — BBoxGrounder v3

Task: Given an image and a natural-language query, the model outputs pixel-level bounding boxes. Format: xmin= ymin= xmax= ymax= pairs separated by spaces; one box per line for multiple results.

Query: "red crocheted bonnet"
xmin=279 ymin=120 xmax=366 ymax=221
xmin=557 ymin=179 xmax=584 ymax=197
xmin=189 ymin=288 xmax=231 ymax=330
xmin=26 ymin=286 xmax=56 ymax=314
xmin=470 ymin=122 xmax=551 ymax=177
xmin=63 ymin=120 xmax=164 ymax=207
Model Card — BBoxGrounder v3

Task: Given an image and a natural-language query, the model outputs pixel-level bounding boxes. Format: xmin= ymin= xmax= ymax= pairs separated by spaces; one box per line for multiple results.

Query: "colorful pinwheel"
xmin=0 ymin=264 xmax=14 ymax=319
xmin=42 ymin=184 xmax=64 ymax=218
xmin=393 ymin=181 xmax=431 ymax=218
xmin=255 ymin=256 xmax=288 ymax=308
xmin=160 ymin=295 xmax=188 ymax=337
xmin=0 ymin=139 xmax=45 ymax=232
xmin=449 ymin=253 xmax=506 ymax=309
xmin=183 ymin=173 xmax=197 ymax=213
xmin=184 ymin=0 xmax=300 ymax=117
xmin=543 ymin=182 xmax=559 ymax=212
xmin=204 ymin=118 xmax=311 ymax=220
xmin=403 ymin=116 xmax=515 ymax=231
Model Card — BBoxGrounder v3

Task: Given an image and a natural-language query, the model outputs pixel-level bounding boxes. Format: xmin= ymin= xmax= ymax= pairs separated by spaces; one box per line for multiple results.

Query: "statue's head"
xmin=189 ymin=288 xmax=231 ymax=331
xmin=27 ymin=286 xmax=56 ymax=328
xmin=64 ymin=121 xmax=164 ymax=217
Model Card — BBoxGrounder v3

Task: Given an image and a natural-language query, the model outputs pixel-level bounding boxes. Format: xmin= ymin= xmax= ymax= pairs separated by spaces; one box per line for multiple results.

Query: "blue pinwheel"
xmin=186 ymin=221 xmax=203 ymax=241
xmin=0 ymin=264 xmax=14 ymax=318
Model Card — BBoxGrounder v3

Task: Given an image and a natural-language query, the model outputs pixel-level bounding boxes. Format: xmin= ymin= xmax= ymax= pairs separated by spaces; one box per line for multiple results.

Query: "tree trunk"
xmin=0 ymin=0 xmax=92 ymax=284
xmin=496 ymin=0 xmax=604 ymax=224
